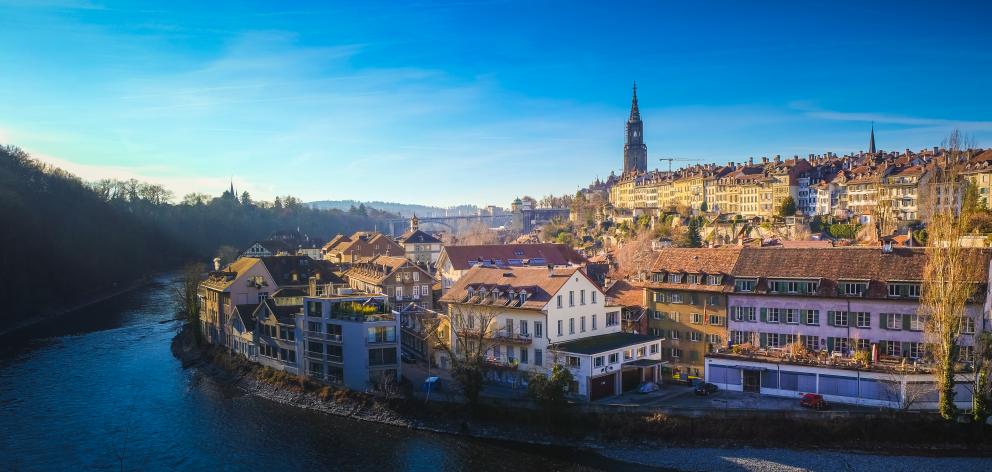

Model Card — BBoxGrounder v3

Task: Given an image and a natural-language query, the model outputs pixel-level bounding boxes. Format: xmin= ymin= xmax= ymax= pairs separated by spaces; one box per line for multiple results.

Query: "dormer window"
xmin=652 ymin=273 xmax=664 ymax=283
xmin=519 ymin=291 xmax=527 ymax=304
xmin=686 ymin=274 xmax=699 ymax=284
xmin=888 ymin=283 xmax=921 ymax=298
xmin=841 ymin=282 xmax=867 ymax=296
xmin=668 ymin=273 xmax=682 ymax=284
xmin=735 ymin=279 xmax=756 ymax=292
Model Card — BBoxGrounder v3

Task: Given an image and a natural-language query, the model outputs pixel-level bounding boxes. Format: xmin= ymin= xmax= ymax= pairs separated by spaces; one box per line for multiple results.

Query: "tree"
xmin=777 ymin=196 xmax=797 ymax=218
xmin=921 ymin=130 xmax=983 ymax=420
xmin=423 ymin=304 xmax=502 ymax=407
xmin=173 ymin=263 xmax=206 ymax=344
xmin=677 ymin=218 xmax=702 ymax=248
xmin=973 ymin=332 xmax=992 ymax=423
xmin=613 ymin=230 xmax=656 ymax=279
xmin=528 ymin=363 xmax=574 ymax=419
xmin=240 ymin=191 xmax=253 ymax=207
xmin=699 ymin=201 xmax=708 ymax=213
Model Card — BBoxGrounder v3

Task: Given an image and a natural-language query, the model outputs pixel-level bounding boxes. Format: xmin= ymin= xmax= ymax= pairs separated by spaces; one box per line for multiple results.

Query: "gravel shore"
xmin=601 ymin=447 xmax=992 ymax=472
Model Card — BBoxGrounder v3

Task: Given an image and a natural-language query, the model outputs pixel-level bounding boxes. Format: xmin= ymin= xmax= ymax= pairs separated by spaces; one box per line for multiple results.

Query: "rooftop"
xmin=552 ymin=332 xmax=662 ymax=355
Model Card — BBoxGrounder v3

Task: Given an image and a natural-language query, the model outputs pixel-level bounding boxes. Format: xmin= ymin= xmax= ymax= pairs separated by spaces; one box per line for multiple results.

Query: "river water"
xmin=0 ymin=274 xmax=644 ymax=472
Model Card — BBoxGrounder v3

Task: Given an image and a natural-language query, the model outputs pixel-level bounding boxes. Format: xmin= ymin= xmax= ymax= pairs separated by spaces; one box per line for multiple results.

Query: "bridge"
xmin=384 ymin=214 xmax=513 ymax=236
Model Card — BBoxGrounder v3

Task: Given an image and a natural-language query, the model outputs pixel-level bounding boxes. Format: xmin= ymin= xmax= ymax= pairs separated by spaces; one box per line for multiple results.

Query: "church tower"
xmin=868 ymin=122 xmax=877 ymax=154
xmin=623 ymin=82 xmax=647 ymax=174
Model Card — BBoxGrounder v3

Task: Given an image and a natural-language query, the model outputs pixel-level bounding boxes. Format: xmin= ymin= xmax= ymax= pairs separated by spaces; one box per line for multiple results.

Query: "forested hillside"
xmin=0 ymin=145 xmax=388 ymax=323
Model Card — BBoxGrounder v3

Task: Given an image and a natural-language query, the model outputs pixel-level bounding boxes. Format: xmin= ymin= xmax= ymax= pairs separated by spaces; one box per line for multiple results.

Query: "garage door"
xmin=622 ymin=368 xmax=641 ymax=391
xmin=589 ymin=373 xmax=616 ymax=401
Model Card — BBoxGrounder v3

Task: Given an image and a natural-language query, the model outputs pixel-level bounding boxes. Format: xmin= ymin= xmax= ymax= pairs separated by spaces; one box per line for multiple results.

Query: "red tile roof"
xmin=441 ymin=243 xmax=586 ymax=270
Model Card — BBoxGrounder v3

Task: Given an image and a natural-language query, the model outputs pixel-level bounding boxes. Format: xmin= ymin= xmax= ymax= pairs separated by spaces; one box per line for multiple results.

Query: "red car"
xmin=800 ymin=393 xmax=828 ymax=410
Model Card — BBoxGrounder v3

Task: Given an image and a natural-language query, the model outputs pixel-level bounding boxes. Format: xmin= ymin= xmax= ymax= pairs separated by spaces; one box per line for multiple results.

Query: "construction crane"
xmin=658 ymin=157 xmax=699 ymax=174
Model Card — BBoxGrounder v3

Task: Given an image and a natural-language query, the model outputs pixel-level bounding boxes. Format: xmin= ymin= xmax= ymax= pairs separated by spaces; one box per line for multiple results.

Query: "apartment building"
xmin=708 ymin=246 xmax=990 ymax=409
xmin=300 ymin=293 xmax=400 ymax=391
xmin=198 ymin=257 xmax=276 ymax=348
xmin=439 ymin=265 xmax=662 ymax=401
xmin=395 ymin=215 xmax=442 ymax=266
xmin=345 ymin=255 xmax=434 ymax=311
xmin=645 ymin=247 xmax=742 ymax=380
xmin=435 ymin=243 xmax=586 ymax=293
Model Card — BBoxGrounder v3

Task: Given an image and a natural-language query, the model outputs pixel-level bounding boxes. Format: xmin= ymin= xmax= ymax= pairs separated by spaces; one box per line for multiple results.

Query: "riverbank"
xmin=173 ymin=327 xmax=992 ymax=460
xmin=0 ymin=275 xmax=156 ymax=338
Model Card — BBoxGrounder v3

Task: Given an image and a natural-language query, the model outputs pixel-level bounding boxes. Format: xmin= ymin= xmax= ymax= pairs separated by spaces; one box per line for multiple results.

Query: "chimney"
xmin=213 ymin=257 xmax=221 ymax=271
xmin=762 ymin=156 xmax=769 ymax=164
xmin=775 ymin=155 xmax=781 ymax=163
xmin=748 ymin=157 xmax=754 ymax=166
xmin=547 ymin=264 xmax=554 ymax=277
xmin=907 ymin=228 xmax=914 ymax=247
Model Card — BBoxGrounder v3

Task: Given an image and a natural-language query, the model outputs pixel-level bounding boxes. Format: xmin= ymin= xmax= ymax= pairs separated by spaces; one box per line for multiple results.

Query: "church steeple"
xmin=868 ymin=122 xmax=877 ymax=154
xmin=629 ymin=82 xmax=641 ymax=122
xmin=623 ymin=82 xmax=647 ymax=174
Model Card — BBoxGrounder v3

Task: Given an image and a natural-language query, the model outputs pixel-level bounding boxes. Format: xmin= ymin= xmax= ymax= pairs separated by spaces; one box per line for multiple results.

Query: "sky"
xmin=1 ymin=0 xmax=991 ymax=207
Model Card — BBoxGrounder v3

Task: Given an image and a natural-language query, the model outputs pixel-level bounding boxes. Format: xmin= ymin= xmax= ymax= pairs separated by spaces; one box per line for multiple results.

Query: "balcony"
xmin=491 ymin=329 xmax=533 ymax=345
xmin=306 ymin=331 xmax=343 ymax=343
xmin=708 ymin=346 xmax=945 ymax=375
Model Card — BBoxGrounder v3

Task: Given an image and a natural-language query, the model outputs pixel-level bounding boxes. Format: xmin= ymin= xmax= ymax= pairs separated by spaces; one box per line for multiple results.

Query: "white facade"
xmin=705 ymin=356 xmax=975 ymax=410
xmin=545 ymin=272 xmax=617 ymax=343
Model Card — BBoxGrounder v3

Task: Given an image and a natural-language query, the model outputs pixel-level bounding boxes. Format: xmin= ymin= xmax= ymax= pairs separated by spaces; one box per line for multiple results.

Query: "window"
xmin=707 ymin=334 xmax=722 ymax=344
xmin=520 ymin=320 xmax=529 ymax=336
xmin=592 ymin=315 xmax=597 ymax=330
xmin=535 ymin=321 xmax=543 ymax=338
xmin=766 ymin=333 xmax=781 ymax=348
xmin=746 ymin=307 xmax=757 ymax=322
xmin=367 ymin=326 xmax=396 ymax=343
xmin=556 ymin=295 xmax=562 ymax=308
xmin=708 ymin=314 xmax=721 ymax=325
xmin=412 ymin=272 xmax=419 ymax=282
xmin=671 ymin=348 xmax=682 ymax=358
xmin=884 ymin=341 xmax=901 ymax=357
xmin=963 ymin=317 xmax=976 ymax=334
xmin=623 ymin=349 xmax=634 ymax=360
xmin=886 ymin=313 xmax=902 ymax=330
xmin=520 ymin=348 xmax=529 ymax=364
xmin=306 ymin=301 xmax=322 ymax=317
xmin=689 ymin=332 xmax=702 ymax=342
xmin=856 ymin=312 xmax=871 ymax=329
xmin=670 ymin=312 xmax=680 ymax=322
xmin=569 ymin=291 xmax=575 ymax=306
xmin=959 ymin=345 xmax=975 ymax=362
xmin=804 ymin=335 xmax=819 ymax=352
xmin=592 ymin=292 xmax=598 ymax=304
xmin=785 ymin=309 xmax=799 ymax=324
xmin=842 ymin=282 xmax=866 ymax=296
xmin=735 ymin=279 xmax=756 ymax=292
xmin=569 ymin=318 xmax=575 ymax=334
xmin=637 ymin=346 xmax=647 ymax=357
xmin=856 ymin=339 xmax=870 ymax=351
xmin=670 ymin=330 xmax=680 ymax=340
xmin=650 ymin=343 xmax=659 ymax=354
xmin=649 ymin=328 xmax=663 ymax=337
xmin=686 ymin=274 xmax=699 ymax=284
xmin=395 ymin=286 xmax=403 ymax=299
xmin=557 ymin=320 xmax=563 ymax=336
xmin=608 ymin=353 xmax=619 ymax=364
xmin=691 ymin=313 xmax=703 ymax=324
xmin=580 ymin=316 xmax=586 ymax=332
xmin=909 ymin=314 xmax=924 ymax=331
xmin=829 ymin=337 xmax=850 ymax=353
xmin=279 ymin=326 xmax=295 ymax=341
xmin=670 ymin=293 xmax=684 ymax=303
xmin=706 ymin=275 xmax=721 ymax=285
xmin=653 ymin=311 xmax=665 ymax=320
xmin=594 ymin=356 xmax=604 ymax=368
xmin=565 ymin=356 xmax=580 ymax=368
xmin=908 ymin=342 xmax=923 ymax=359
xmin=829 ymin=311 xmax=848 ymax=326
xmin=767 ymin=308 xmax=780 ymax=323
xmin=607 ymin=312 xmax=619 ymax=327
xmin=580 ymin=290 xmax=586 ymax=305
xmin=534 ymin=349 xmax=543 ymax=366
xmin=668 ymin=273 xmax=681 ymax=284
xmin=307 ymin=321 xmax=322 ymax=333
xmin=412 ymin=285 xmax=420 ymax=298
xmin=368 ymin=348 xmax=397 ymax=366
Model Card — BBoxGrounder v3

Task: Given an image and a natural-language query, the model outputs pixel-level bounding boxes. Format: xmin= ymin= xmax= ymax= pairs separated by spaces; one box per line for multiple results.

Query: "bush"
xmin=829 ymin=223 xmax=860 ymax=239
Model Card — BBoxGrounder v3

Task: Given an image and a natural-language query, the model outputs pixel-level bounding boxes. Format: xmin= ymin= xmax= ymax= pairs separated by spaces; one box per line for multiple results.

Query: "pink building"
xmin=708 ymin=246 xmax=990 ymax=409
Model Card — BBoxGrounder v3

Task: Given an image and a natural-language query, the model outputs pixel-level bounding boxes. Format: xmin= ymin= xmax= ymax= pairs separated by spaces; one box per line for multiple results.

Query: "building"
xmin=198 ymin=257 xmax=277 ymax=347
xmin=253 ymin=298 xmax=301 ymax=374
xmin=439 ymin=265 xmax=662 ymax=401
xmin=395 ymin=215 xmax=442 ymax=267
xmin=623 ymin=83 xmax=647 ymax=175
xmin=241 ymin=240 xmax=293 ymax=258
xmin=436 ymin=243 xmax=587 ymax=293
xmin=344 ymin=255 xmax=434 ymax=310
xmin=605 ymin=279 xmax=647 ymax=335
xmin=708 ymin=246 xmax=990 ymax=409
xmin=322 ymin=231 xmax=405 ymax=263
xmin=299 ymin=293 xmax=401 ymax=391
xmin=645 ymin=247 xmax=742 ymax=380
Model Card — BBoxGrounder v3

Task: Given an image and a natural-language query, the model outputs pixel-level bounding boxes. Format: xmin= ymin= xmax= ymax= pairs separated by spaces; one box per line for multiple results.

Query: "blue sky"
xmin=1 ymin=0 xmax=990 ymax=206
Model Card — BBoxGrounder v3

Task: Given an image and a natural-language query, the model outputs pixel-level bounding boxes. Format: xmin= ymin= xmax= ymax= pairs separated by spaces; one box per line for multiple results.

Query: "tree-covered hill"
xmin=0 ymin=145 xmax=388 ymax=323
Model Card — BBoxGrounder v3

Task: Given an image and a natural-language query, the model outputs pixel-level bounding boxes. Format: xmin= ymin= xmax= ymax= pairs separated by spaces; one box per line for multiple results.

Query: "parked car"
xmin=638 ymin=381 xmax=660 ymax=394
xmin=400 ymin=351 xmax=417 ymax=364
xmin=694 ymin=382 xmax=718 ymax=396
xmin=800 ymin=393 xmax=829 ymax=410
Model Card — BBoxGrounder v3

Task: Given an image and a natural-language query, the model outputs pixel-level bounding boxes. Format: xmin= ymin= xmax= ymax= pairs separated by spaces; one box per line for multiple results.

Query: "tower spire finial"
xmin=868 ymin=122 xmax=876 ymax=154
xmin=629 ymin=81 xmax=640 ymax=121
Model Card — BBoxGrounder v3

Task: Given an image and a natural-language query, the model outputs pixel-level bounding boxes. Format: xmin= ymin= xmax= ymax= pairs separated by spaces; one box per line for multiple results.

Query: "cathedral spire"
xmin=868 ymin=122 xmax=876 ymax=154
xmin=629 ymin=81 xmax=640 ymax=122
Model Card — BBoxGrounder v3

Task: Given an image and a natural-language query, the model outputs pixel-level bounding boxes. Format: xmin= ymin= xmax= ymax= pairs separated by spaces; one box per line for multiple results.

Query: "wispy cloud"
xmin=790 ymin=101 xmax=992 ymax=131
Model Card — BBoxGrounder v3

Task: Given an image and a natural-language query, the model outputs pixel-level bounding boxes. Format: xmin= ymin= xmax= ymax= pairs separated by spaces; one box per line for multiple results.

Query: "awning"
xmin=624 ymin=359 xmax=665 ymax=368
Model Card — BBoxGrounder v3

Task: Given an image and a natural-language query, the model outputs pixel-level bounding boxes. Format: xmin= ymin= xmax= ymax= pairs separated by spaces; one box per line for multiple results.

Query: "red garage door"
xmin=589 ymin=373 xmax=616 ymax=401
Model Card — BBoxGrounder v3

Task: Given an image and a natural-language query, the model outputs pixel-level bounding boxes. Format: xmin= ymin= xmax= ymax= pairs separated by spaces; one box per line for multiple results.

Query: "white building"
xmin=439 ymin=265 xmax=662 ymax=401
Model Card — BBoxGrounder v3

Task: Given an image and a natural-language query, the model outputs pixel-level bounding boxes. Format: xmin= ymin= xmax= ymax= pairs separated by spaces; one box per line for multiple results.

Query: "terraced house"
xmin=645 ymin=247 xmax=742 ymax=380
xmin=708 ymin=246 xmax=991 ymax=409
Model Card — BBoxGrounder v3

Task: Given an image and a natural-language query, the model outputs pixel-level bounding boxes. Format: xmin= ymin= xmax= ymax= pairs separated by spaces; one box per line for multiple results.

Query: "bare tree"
xmin=173 ymin=262 xmax=206 ymax=345
xmin=422 ymin=303 xmax=502 ymax=406
xmin=921 ymin=130 xmax=984 ymax=420
xmin=613 ymin=230 xmax=656 ymax=279
xmin=457 ymin=221 xmax=500 ymax=245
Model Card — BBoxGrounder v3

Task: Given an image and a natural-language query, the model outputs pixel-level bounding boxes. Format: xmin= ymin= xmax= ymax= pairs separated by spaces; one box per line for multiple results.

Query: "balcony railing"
xmin=305 ymin=331 xmax=343 ymax=342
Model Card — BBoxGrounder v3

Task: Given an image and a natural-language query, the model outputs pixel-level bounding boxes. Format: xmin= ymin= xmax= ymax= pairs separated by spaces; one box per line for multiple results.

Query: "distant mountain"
xmin=308 ymin=200 xmax=482 ymax=217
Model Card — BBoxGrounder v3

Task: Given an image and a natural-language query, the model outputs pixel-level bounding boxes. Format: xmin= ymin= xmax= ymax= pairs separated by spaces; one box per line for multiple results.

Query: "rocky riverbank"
xmin=172 ymin=327 xmax=992 ymax=468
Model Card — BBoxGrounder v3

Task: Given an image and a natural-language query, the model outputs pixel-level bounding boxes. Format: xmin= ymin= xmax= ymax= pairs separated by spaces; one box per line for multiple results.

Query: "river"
xmin=0 ymin=274 xmax=644 ymax=471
